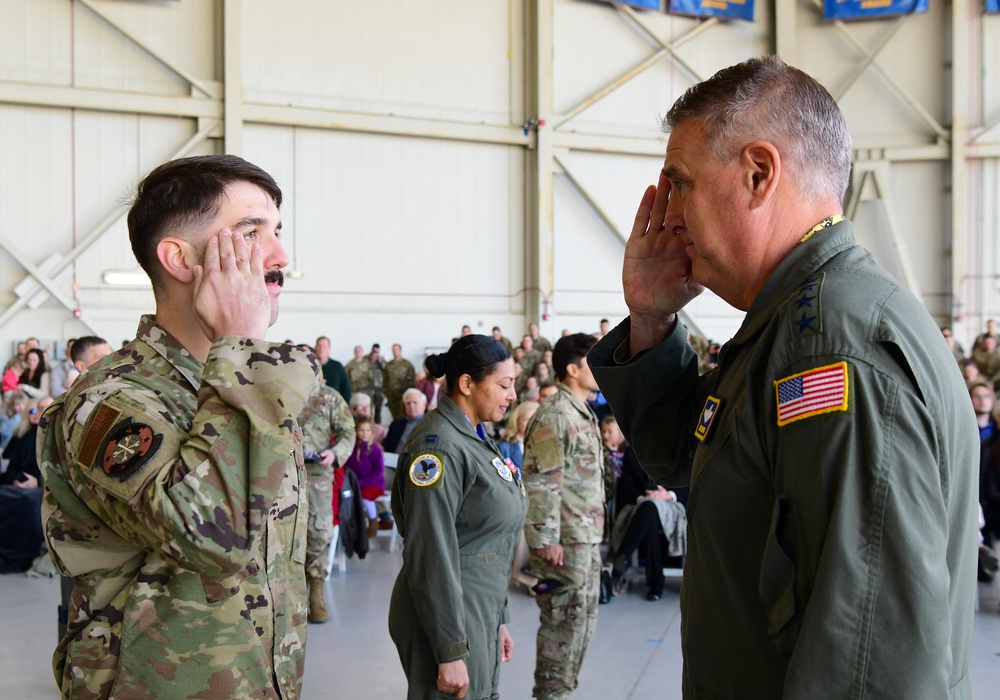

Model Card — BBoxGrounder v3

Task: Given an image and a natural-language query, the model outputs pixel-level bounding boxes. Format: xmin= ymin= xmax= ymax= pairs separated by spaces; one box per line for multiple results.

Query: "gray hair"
xmin=664 ymin=55 xmax=852 ymax=203
xmin=402 ymin=388 xmax=427 ymax=404
xmin=349 ymin=392 xmax=371 ymax=411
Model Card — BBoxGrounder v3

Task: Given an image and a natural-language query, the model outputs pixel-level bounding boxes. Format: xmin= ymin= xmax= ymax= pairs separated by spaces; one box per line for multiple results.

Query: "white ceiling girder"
xmin=0 ymin=124 xmax=215 ymax=333
xmin=809 ymin=0 xmax=948 ymax=141
xmin=76 ymin=0 xmax=214 ymax=98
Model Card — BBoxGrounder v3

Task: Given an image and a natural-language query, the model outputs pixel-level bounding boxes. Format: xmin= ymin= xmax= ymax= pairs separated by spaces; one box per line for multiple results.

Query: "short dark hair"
xmin=552 ymin=333 xmax=597 ymax=381
xmin=70 ymin=336 xmax=108 ymax=364
xmin=426 ymin=335 xmax=510 ymax=396
xmin=127 ymin=155 xmax=282 ymax=291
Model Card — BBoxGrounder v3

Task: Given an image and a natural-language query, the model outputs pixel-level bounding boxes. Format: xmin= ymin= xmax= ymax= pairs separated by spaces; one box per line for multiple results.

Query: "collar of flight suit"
xmin=731 ymin=219 xmax=858 ymax=345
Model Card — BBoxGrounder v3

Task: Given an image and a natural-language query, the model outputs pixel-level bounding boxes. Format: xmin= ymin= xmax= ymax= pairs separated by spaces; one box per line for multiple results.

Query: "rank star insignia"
xmin=694 ymin=396 xmax=722 ymax=442
xmin=100 ymin=419 xmax=162 ymax=481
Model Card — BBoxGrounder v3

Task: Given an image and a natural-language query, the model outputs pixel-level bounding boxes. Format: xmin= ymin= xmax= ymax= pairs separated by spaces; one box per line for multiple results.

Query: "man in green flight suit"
xmin=299 ymin=384 xmax=356 ymax=623
xmin=38 ymin=155 xmax=319 ymax=700
xmin=522 ymin=333 xmax=604 ymax=699
xmin=589 ymin=56 xmax=979 ymax=699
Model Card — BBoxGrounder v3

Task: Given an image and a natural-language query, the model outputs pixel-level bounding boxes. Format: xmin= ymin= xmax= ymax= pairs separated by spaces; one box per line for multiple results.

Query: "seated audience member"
xmin=972 ymin=319 xmax=999 ymax=359
xmin=1 ymin=397 xmax=52 ymax=487
xmin=609 ymin=439 xmax=688 ymax=602
xmin=942 ymin=327 xmax=966 ymax=365
xmin=49 ymin=339 xmax=75 ymax=398
xmin=414 ymin=361 xmax=444 ymax=411
xmin=538 ymin=380 xmax=559 ymax=401
xmin=0 ymin=392 xmax=28 ymax=453
xmin=63 ymin=335 xmax=113 ymax=388
xmin=972 ymin=382 xmax=998 ymax=443
xmin=350 ymin=392 xmax=386 ymax=444
xmin=533 ymin=361 xmax=551 ymax=385
xmin=2 ymin=357 xmax=26 ymax=397
xmin=382 ymin=388 xmax=427 ymax=453
xmin=498 ymin=401 xmax=539 ymax=472
xmin=0 ymin=481 xmax=44 ymax=574
xmin=974 ymin=336 xmax=1000 ymax=386
xmin=492 ymin=326 xmax=514 ymax=353
xmin=17 ymin=348 xmax=50 ymax=399
xmin=344 ymin=416 xmax=389 ymax=537
xmin=980 ymin=505 xmax=999 ymax=582
xmin=962 ymin=359 xmax=982 ymax=390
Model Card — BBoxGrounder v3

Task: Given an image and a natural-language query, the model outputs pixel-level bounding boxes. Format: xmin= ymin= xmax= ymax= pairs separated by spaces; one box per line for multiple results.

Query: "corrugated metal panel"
xmin=242 ymin=0 xmax=514 ymax=124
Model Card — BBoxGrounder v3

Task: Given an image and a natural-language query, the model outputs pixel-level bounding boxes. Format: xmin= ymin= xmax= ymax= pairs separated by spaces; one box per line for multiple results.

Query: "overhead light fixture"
xmin=103 ymin=271 xmax=152 ymax=286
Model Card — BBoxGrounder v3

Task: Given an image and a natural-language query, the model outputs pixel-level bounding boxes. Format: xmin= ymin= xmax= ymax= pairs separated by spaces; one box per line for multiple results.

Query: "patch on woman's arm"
xmin=774 ymin=362 xmax=850 ymax=427
xmin=409 ymin=453 xmax=444 ymax=488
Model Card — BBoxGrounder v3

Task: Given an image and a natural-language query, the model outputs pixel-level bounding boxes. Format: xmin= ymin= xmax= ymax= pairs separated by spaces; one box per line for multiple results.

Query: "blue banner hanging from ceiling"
xmin=669 ymin=0 xmax=755 ymax=21
xmin=986 ymin=0 xmax=1000 ymax=13
xmin=823 ymin=0 xmax=927 ymax=20
xmin=605 ymin=0 xmax=662 ymax=9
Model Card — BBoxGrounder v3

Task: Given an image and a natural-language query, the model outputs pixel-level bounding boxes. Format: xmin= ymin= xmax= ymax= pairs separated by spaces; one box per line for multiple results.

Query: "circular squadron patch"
xmin=100 ymin=419 xmax=162 ymax=482
xmin=409 ymin=454 xmax=444 ymax=487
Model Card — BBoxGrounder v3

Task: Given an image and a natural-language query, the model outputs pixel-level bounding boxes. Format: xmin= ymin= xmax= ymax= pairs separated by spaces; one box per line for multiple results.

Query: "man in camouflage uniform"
xmin=369 ymin=343 xmax=386 ymax=422
xmin=383 ymin=343 xmax=416 ymax=422
xmin=346 ymin=344 xmax=376 ymax=400
xmin=37 ymin=155 xmax=318 ymax=700
xmin=528 ymin=321 xmax=552 ymax=354
xmin=298 ymin=384 xmax=356 ymax=623
xmin=522 ymin=333 xmax=604 ymax=699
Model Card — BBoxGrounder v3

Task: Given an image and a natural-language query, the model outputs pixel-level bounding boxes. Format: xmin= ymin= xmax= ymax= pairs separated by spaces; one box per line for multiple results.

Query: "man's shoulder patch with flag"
xmin=774 ymin=361 xmax=850 ymax=427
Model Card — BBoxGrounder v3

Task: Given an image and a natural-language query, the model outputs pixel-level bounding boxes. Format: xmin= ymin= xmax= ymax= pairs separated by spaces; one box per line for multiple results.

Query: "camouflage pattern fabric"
xmin=345 ymin=357 xmax=376 ymax=398
xmin=521 ymin=349 xmax=543 ymax=380
xmin=298 ymin=385 xmax=356 ymax=580
xmin=38 ymin=315 xmax=318 ymax=700
xmin=529 ymin=544 xmax=601 ymax=699
xmin=382 ymin=357 xmax=415 ymax=422
xmin=522 ymin=384 xmax=604 ymax=699
xmin=522 ymin=385 xmax=605 ymax=548
xmin=533 ymin=335 xmax=553 ymax=355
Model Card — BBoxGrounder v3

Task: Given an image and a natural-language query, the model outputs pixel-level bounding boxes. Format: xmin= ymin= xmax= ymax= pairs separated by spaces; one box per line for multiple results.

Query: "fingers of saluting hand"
xmin=648 ymin=170 xmax=670 ymax=233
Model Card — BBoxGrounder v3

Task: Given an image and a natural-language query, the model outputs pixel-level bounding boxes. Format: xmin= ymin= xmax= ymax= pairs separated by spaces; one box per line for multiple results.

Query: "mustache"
xmin=264 ymin=270 xmax=284 ymax=287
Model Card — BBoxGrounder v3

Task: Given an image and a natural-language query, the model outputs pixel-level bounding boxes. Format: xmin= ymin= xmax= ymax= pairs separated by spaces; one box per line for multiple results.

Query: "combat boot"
xmin=308 ymin=577 xmax=328 ymax=624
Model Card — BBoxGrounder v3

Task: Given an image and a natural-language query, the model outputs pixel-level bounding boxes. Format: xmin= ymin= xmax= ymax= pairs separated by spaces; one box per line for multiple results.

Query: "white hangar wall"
xmin=0 ymin=0 xmax=997 ymax=366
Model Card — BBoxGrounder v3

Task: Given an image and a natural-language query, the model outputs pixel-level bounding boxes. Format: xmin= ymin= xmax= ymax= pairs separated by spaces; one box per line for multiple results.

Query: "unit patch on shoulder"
xmin=774 ymin=362 xmax=850 ymax=427
xmin=409 ymin=453 xmax=444 ymax=487
xmin=491 ymin=457 xmax=513 ymax=482
xmin=78 ymin=403 xmax=122 ymax=469
xmin=694 ymin=396 xmax=722 ymax=442
xmin=100 ymin=418 xmax=162 ymax=481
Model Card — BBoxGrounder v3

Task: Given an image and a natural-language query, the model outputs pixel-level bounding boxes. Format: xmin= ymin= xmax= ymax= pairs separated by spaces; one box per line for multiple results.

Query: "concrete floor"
xmin=3 ymin=538 xmax=1000 ymax=699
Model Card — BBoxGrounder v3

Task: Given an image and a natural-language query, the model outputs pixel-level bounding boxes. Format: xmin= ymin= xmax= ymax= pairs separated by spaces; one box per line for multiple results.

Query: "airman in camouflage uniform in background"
xmin=38 ymin=155 xmax=317 ymax=700
xmin=346 ymin=344 xmax=376 ymax=400
xmin=369 ymin=343 xmax=386 ymax=422
xmin=522 ymin=333 xmax=604 ymax=699
xmin=298 ymin=383 xmax=356 ymax=623
xmin=383 ymin=343 xmax=416 ymax=422
xmin=528 ymin=321 xmax=553 ymax=354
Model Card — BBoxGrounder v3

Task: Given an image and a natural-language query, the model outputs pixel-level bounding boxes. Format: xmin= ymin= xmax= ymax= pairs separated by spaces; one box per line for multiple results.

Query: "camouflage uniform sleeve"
xmin=56 ymin=338 xmax=318 ymax=579
xmin=328 ymin=390 xmax=356 ymax=467
xmin=522 ymin=411 xmax=566 ymax=549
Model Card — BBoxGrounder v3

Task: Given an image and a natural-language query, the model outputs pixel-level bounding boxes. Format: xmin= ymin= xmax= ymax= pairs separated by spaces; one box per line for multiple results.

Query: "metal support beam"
xmin=524 ymin=0 xmax=555 ymax=325
xmin=0 ymin=81 xmax=221 ymax=119
xmin=810 ymin=0 xmax=948 ymax=141
xmin=0 ymin=124 xmax=216 ymax=333
xmin=76 ymin=0 xmax=213 ymax=98
xmin=950 ymin=0 xmax=969 ymax=325
xmin=223 ymin=0 xmax=243 ymax=155
xmin=553 ymin=154 xmax=626 ymax=246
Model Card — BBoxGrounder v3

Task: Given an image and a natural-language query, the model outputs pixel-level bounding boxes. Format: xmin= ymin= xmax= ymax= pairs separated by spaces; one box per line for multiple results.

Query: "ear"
xmin=458 ymin=374 xmax=474 ymax=396
xmin=155 ymin=237 xmax=198 ymax=284
xmin=564 ymin=361 xmax=581 ymax=380
xmin=741 ymin=141 xmax=781 ymax=208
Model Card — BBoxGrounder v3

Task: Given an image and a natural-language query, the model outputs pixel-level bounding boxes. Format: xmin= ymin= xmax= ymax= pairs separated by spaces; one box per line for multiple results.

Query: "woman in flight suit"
xmin=389 ymin=335 xmax=527 ymax=700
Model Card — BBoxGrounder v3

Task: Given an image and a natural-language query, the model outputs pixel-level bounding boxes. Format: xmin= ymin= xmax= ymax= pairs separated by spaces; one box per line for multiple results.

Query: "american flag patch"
xmin=774 ymin=362 xmax=849 ymax=427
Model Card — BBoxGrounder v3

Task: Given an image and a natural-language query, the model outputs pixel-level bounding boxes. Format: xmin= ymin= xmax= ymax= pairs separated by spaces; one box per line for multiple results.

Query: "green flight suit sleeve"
xmin=55 ymin=337 xmax=318 ymax=579
xmin=396 ymin=448 xmax=473 ymax=664
xmin=589 ymin=317 xmax=707 ymax=489
xmin=764 ymin=356 xmax=963 ymax=698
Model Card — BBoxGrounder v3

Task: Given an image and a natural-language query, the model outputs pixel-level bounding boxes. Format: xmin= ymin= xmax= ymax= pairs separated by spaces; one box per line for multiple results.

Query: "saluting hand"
xmin=192 ymin=229 xmax=270 ymax=341
xmin=623 ymin=172 xmax=704 ymax=355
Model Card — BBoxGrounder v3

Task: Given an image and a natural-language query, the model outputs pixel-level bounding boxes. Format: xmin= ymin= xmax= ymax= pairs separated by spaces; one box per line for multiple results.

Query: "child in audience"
xmin=344 ymin=416 xmax=388 ymax=537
